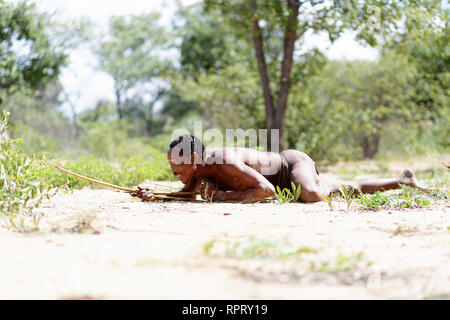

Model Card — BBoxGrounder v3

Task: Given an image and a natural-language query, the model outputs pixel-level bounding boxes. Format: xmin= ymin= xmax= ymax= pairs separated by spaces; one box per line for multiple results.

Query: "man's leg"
xmin=351 ymin=169 xmax=419 ymax=194
xmin=281 ymin=150 xmax=327 ymax=202
xmin=282 ymin=150 xmax=420 ymax=202
xmin=318 ymin=169 xmax=420 ymax=197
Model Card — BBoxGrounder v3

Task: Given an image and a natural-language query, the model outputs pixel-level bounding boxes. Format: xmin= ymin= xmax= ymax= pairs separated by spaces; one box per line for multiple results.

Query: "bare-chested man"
xmin=138 ymin=134 xmax=420 ymax=203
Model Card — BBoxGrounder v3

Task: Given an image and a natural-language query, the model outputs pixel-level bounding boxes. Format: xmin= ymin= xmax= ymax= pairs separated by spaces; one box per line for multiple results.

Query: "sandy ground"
xmin=0 ymin=180 xmax=449 ymax=300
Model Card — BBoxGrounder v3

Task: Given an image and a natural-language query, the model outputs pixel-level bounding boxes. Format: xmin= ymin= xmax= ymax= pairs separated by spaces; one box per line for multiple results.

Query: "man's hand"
xmin=133 ymin=184 xmax=159 ymax=202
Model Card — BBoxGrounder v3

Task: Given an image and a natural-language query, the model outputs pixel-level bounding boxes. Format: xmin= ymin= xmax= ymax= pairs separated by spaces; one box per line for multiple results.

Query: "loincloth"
xmin=274 ymin=153 xmax=320 ymax=191
xmin=275 ymin=154 xmax=292 ymax=190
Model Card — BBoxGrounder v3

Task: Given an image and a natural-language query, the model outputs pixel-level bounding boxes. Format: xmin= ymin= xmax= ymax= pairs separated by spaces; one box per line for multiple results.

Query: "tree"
xmin=171 ymin=63 xmax=265 ymax=130
xmin=96 ymin=13 xmax=172 ymax=123
xmin=286 ymin=53 xmax=417 ymax=160
xmin=204 ymin=0 xmax=443 ymax=149
xmin=2 ymin=84 xmax=73 ymax=154
xmin=159 ymin=4 xmax=254 ymax=124
xmin=0 ymin=0 xmax=91 ymax=144
xmin=175 ymin=4 xmax=253 ymax=76
xmin=383 ymin=4 xmax=449 ymax=150
xmin=0 ymin=0 xmax=68 ymax=95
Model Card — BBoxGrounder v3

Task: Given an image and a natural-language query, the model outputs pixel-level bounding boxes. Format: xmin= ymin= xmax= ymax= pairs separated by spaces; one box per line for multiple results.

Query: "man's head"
xmin=167 ymin=134 xmax=205 ymax=183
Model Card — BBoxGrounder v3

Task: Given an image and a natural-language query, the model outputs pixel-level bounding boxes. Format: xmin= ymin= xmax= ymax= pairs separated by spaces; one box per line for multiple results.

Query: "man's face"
xmin=167 ymin=148 xmax=197 ymax=184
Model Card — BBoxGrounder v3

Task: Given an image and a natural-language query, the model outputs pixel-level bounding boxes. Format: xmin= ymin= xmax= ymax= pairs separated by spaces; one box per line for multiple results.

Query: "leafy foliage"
xmin=287 ymin=53 xmax=417 ymax=160
xmin=37 ymin=152 xmax=174 ymax=191
xmin=0 ymin=110 xmax=50 ymax=231
xmin=384 ymin=7 xmax=449 ymax=152
xmin=275 ymin=182 xmax=301 ymax=204
xmin=171 ymin=63 xmax=265 ymax=130
xmin=322 ymin=192 xmax=334 ymax=211
xmin=224 ymin=237 xmax=315 ymax=260
xmin=357 ymin=190 xmax=431 ymax=210
xmin=0 ymin=1 xmax=69 ymax=93
xmin=341 ymin=185 xmax=357 ymax=210
xmin=95 ymin=12 xmax=172 ymax=128
xmin=357 ymin=191 xmax=393 ymax=210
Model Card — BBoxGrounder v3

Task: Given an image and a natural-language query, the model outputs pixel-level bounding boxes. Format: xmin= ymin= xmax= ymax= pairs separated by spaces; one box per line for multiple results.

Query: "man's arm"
xmin=179 ymin=178 xmax=201 ymax=200
xmin=210 ymin=159 xmax=275 ymax=203
xmin=137 ymin=178 xmax=200 ymax=201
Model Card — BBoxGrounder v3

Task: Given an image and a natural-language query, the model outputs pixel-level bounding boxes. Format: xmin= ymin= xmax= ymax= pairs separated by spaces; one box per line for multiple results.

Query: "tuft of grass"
xmin=393 ymin=225 xmax=419 ymax=236
xmin=396 ymin=194 xmax=430 ymax=208
xmin=401 ymin=184 xmax=448 ymax=201
xmin=415 ymin=168 xmax=449 ymax=188
xmin=311 ymin=252 xmax=365 ymax=273
xmin=203 ymin=237 xmax=315 ymax=261
xmin=203 ymin=239 xmax=217 ymax=255
xmin=51 ymin=213 xmax=100 ymax=234
xmin=69 ymin=215 xmax=99 ymax=234
xmin=322 ymin=192 xmax=334 ymax=211
xmin=200 ymin=179 xmax=218 ymax=203
xmin=357 ymin=191 xmax=392 ymax=210
xmin=227 ymin=237 xmax=315 ymax=260
xmin=275 ymin=182 xmax=301 ymax=204
xmin=1 ymin=213 xmax=43 ymax=233
xmin=341 ymin=185 xmax=356 ymax=210
xmin=357 ymin=189 xmax=432 ymax=211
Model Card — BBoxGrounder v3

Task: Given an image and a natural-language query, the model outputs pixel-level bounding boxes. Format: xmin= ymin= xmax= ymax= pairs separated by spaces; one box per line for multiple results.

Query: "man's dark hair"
xmin=169 ymin=134 xmax=206 ymax=160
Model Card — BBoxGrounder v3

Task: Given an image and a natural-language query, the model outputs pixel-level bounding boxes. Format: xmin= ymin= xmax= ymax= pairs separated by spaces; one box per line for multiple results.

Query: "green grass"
xmin=341 ymin=185 xmax=356 ymax=210
xmin=356 ymin=189 xmax=432 ymax=211
xmin=275 ymin=182 xmax=302 ymax=204
xmin=322 ymin=192 xmax=334 ymax=211
xmin=393 ymin=225 xmax=420 ymax=236
xmin=203 ymin=237 xmax=315 ymax=261
xmin=333 ymin=163 xmax=390 ymax=181
xmin=202 ymin=239 xmax=217 ymax=255
xmin=311 ymin=252 xmax=366 ymax=272
xmin=36 ymin=152 xmax=174 ymax=190
xmin=415 ymin=168 xmax=450 ymax=188
xmin=0 ymin=213 xmax=43 ymax=233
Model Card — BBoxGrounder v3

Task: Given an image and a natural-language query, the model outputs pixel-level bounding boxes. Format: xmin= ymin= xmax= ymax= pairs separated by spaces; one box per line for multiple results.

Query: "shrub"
xmin=0 ymin=111 xmax=51 ymax=231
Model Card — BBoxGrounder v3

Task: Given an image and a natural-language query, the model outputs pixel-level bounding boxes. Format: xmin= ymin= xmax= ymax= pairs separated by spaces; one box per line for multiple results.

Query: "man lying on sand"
xmin=137 ymin=134 xmax=420 ymax=203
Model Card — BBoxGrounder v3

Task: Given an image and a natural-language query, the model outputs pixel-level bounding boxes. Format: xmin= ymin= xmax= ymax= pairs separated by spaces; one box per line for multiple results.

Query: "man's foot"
xmin=399 ymin=169 xmax=420 ymax=188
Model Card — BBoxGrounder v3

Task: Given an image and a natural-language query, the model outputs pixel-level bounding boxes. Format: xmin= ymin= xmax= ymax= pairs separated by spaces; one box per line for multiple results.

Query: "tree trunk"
xmin=250 ymin=0 xmax=275 ymax=132
xmin=250 ymin=0 xmax=300 ymax=151
xmin=362 ymin=133 xmax=380 ymax=159
xmin=273 ymin=0 xmax=300 ymax=149
xmin=114 ymin=85 xmax=124 ymax=119
xmin=57 ymin=82 xmax=80 ymax=140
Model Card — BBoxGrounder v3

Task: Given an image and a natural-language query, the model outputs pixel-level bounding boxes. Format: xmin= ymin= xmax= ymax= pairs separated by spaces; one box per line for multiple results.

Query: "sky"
xmin=31 ymin=0 xmax=379 ymax=115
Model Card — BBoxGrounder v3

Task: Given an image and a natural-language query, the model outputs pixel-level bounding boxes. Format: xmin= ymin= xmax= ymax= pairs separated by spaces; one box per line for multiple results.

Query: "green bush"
xmin=37 ymin=151 xmax=175 ymax=191
xmin=0 ymin=111 xmax=51 ymax=231
xmin=1 ymin=107 xmax=175 ymax=231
